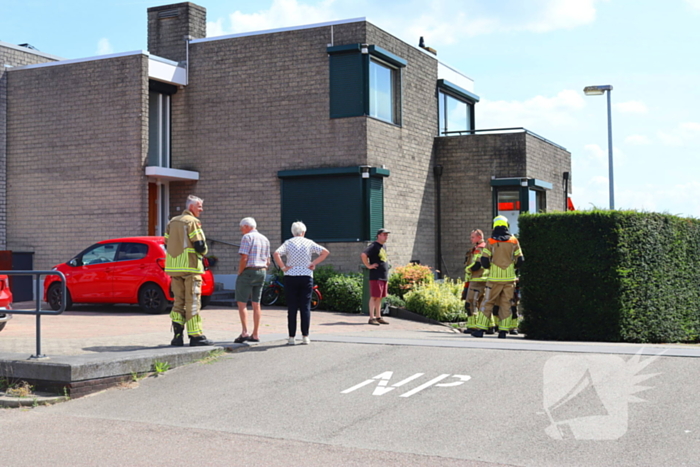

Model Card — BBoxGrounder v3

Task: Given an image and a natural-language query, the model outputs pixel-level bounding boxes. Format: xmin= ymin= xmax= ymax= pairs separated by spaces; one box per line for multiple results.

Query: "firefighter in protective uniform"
xmin=462 ymin=229 xmax=489 ymax=334
xmin=470 ymin=215 xmax=524 ymax=339
xmin=165 ymin=195 xmax=213 ymax=347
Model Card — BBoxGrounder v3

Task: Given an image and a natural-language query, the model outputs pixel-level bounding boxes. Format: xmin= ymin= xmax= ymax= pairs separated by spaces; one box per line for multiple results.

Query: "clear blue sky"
xmin=3 ymin=0 xmax=699 ymax=216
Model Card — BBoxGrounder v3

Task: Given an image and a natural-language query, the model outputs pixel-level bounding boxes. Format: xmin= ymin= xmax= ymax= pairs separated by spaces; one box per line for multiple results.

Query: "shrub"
xmin=313 ymin=264 xmax=340 ymax=292
xmin=323 ymin=273 xmax=363 ymax=313
xmin=388 ymin=263 xmax=434 ymax=298
xmin=382 ymin=294 xmax=406 ymax=310
xmin=518 ymin=210 xmax=700 ymax=343
xmin=404 ymin=279 xmax=466 ymax=322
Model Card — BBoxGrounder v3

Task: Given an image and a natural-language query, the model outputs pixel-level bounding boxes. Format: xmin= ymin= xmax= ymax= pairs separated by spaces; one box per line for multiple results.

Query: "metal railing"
xmin=0 ymin=270 xmax=66 ymax=359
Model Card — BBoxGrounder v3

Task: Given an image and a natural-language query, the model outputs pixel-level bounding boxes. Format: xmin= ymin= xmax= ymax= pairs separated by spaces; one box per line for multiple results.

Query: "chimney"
xmin=147 ymin=2 xmax=206 ymax=64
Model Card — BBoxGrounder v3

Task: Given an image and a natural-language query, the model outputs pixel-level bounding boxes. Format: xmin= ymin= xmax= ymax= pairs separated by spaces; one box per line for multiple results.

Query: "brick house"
xmin=0 ymin=2 xmax=570 ymax=289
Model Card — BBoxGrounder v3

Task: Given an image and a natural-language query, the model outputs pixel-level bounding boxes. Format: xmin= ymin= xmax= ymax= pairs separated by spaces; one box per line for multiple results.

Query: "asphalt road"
xmin=2 ymin=338 xmax=699 ymax=466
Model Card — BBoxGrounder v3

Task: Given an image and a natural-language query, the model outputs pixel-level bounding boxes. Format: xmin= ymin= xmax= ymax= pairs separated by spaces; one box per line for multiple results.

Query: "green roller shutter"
xmin=281 ymin=175 xmax=364 ymax=242
xmin=366 ymin=176 xmax=384 ymax=238
xmin=329 ymin=53 xmax=366 ymax=118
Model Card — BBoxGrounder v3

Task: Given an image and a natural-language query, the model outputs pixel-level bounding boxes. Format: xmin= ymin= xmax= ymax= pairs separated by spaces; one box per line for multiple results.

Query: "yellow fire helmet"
xmin=493 ymin=215 xmax=509 ymax=229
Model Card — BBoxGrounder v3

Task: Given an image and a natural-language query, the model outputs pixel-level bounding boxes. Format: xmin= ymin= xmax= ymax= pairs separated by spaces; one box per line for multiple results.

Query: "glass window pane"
xmin=82 ymin=244 xmax=119 ymax=265
xmin=497 ymin=190 xmax=520 ymax=235
xmin=369 ymin=59 xmax=393 ymax=123
xmin=446 ymin=94 xmax=468 ymax=133
xmin=438 ymin=91 xmax=447 ymax=135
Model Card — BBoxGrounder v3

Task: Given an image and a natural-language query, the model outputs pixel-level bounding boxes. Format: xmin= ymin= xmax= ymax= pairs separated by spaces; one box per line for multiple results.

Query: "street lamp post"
xmin=583 ymin=84 xmax=614 ymax=210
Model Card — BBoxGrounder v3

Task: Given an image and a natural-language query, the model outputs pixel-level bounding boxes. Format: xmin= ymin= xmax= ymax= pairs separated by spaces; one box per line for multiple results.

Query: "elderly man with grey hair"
xmin=273 ymin=221 xmax=329 ymax=345
xmin=234 ymin=217 xmax=270 ymax=343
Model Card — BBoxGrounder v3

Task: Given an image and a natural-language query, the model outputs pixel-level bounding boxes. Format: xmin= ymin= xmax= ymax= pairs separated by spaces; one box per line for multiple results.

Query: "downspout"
xmin=183 ymin=35 xmax=193 ymax=86
xmin=434 ymin=165 xmax=443 ymax=279
xmin=563 ymin=172 xmax=570 ymax=211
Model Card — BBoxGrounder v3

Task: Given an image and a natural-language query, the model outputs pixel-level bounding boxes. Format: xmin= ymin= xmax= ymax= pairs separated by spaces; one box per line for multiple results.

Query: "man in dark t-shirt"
xmin=361 ymin=228 xmax=390 ymax=325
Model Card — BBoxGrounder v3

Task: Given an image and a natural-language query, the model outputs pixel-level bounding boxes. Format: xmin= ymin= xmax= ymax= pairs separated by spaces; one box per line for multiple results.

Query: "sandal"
xmin=234 ymin=334 xmax=249 ymax=344
xmin=247 ymin=336 xmax=260 ymax=343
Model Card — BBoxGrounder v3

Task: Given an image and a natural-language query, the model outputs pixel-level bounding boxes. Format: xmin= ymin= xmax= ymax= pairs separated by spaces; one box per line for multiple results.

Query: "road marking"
xmin=341 ymin=372 xmax=470 ymax=398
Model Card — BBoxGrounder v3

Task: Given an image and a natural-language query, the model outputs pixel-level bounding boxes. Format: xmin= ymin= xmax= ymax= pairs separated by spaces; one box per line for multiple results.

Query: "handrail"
xmin=0 ymin=270 xmax=66 ymax=359
xmin=208 ymin=238 xmax=240 ymax=248
xmin=440 ymin=127 xmax=568 ymax=151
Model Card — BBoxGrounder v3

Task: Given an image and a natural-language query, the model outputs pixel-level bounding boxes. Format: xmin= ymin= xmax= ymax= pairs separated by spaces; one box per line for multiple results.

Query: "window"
xmin=437 ymin=80 xmax=479 ymax=136
xmin=328 ymin=44 xmax=406 ymax=125
xmin=369 ymin=58 xmax=400 ymax=124
xmin=278 ymin=166 xmax=390 ymax=242
xmin=148 ymin=90 xmax=170 ymax=168
xmin=116 ymin=242 xmax=149 ymax=261
xmin=491 ymin=178 xmax=553 ymax=235
xmin=81 ymin=243 xmax=119 ymax=266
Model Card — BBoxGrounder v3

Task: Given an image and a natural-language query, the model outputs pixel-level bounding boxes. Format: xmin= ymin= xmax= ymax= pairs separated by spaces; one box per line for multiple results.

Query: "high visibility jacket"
xmin=482 ymin=237 xmax=522 ymax=282
xmin=464 ymin=242 xmax=489 ymax=282
xmin=164 ymin=210 xmax=207 ymax=276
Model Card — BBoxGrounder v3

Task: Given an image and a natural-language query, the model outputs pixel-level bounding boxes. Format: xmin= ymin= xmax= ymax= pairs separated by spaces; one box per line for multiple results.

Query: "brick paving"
xmin=0 ymin=301 xmax=456 ymax=356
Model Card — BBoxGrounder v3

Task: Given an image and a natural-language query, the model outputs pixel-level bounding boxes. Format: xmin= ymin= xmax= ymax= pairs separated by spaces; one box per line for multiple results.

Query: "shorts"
xmin=236 ymin=268 xmax=267 ymax=303
xmin=370 ymin=280 xmax=388 ymax=298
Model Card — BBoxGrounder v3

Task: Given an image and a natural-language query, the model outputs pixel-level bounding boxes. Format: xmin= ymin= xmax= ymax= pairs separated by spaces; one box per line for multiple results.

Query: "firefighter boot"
xmin=189 ymin=334 xmax=214 ymax=346
xmin=171 ymin=322 xmax=185 ymax=347
xmin=471 ymin=329 xmax=484 ymax=338
xmin=498 ymin=330 xmax=507 ymax=339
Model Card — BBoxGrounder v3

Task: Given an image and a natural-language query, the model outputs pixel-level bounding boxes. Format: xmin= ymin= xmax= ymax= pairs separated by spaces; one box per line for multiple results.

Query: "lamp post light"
xmin=583 ymin=84 xmax=614 ymax=210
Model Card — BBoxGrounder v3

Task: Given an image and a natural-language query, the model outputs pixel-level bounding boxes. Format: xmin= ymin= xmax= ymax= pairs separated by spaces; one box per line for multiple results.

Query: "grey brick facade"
xmin=435 ymin=132 xmax=571 ymax=278
xmin=1 ymin=2 xmax=572 ymax=282
xmin=0 ymin=42 xmax=60 ymax=250
xmin=5 ymin=54 xmax=149 ymax=267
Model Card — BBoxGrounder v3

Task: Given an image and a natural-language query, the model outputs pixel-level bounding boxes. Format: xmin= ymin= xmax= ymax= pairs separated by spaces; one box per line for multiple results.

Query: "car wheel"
xmin=139 ymin=283 xmax=168 ymax=314
xmin=47 ymin=283 xmax=73 ymax=311
xmin=200 ymin=295 xmax=211 ymax=309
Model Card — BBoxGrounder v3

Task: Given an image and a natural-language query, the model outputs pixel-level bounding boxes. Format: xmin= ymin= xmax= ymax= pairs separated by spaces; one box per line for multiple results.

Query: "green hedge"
xmin=518 ymin=210 xmax=700 ymax=343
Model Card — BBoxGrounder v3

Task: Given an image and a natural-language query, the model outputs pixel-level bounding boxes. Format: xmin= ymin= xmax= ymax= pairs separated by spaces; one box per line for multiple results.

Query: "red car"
xmin=43 ymin=237 xmax=214 ymax=314
xmin=0 ymin=274 xmax=12 ymax=332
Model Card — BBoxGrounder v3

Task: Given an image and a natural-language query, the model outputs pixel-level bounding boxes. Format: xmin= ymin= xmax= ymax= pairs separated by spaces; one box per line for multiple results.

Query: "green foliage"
xmin=382 ymin=294 xmax=406 ymax=309
xmin=323 ymin=273 xmax=363 ymax=313
xmin=518 ymin=210 xmax=700 ymax=343
xmin=404 ymin=279 xmax=466 ymax=322
xmin=313 ymin=264 xmax=340 ymax=292
xmin=153 ymin=361 xmax=171 ymax=375
xmin=388 ymin=263 xmax=434 ymax=298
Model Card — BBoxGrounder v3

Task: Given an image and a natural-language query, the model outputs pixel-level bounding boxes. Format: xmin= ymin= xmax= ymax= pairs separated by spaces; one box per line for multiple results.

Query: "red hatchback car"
xmin=43 ymin=237 xmax=214 ymax=314
xmin=0 ymin=274 xmax=12 ymax=332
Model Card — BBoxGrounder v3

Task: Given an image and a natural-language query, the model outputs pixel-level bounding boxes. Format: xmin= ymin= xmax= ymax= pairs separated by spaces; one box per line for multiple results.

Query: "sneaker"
xmin=368 ymin=318 xmax=380 ymax=325
xmin=189 ymin=335 xmax=214 ymax=346
xmin=301 ymin=336 xmax=311 ymax=345
xmin=498 ymin=331 xmax=507 ymax=339
xmin=287 ymin=337 xmax=296 ymax=345
xmin=376 ymin=318 xmax=389 ymax=325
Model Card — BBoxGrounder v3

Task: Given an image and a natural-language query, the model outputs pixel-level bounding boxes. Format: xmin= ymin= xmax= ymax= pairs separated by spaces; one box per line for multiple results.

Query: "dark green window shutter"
xmin=366 ymin=177 xmax=384 ymax=238
xmin=329 ymin=53 xmax=365 ymax=118
xmin=281 ymin=176 xmax=364 ymax=242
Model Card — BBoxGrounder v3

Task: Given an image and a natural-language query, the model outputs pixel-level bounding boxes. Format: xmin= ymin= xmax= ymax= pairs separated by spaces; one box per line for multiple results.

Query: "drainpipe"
xmin=434 ymin=165 xmax=443 ymax=279
xmin=183 ymin=35 xmax=193 ymax=86
xmin=563 ymin=172 xmax=570 ymax=211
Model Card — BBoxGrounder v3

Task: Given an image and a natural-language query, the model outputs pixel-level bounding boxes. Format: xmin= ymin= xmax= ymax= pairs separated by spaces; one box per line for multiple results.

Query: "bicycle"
xmin=261 ymin=265 xmax=322 ymax=310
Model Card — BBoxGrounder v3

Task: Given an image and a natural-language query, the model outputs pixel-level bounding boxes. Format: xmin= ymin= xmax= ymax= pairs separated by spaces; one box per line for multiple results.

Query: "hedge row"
xmin=518 ymin=210 xmax=700 ymax=343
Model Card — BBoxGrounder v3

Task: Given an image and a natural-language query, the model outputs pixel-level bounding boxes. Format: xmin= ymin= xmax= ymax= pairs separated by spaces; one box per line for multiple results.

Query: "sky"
xmin=2 ymin=0 xmax=700 ymax=216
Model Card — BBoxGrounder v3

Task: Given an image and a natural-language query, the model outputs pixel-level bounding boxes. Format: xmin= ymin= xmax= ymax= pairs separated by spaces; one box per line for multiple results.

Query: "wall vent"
xmin=158 ymin=9 xmax=180 ymax=19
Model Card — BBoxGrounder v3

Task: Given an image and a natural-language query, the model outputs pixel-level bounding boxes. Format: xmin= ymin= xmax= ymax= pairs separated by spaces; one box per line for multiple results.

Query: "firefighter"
xmin=165 ymin=195 xmax=213 ymax=347
xmin=470 ymin=215 xmax=524 ymax=339
xmin=462 ymin=229 xmax=489 ymax=334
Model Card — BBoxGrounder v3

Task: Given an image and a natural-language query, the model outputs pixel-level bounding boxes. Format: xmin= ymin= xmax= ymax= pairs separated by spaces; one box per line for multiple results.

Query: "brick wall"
xmin=0 ymin=43 xmax=59 ymax=250
xmin=147 ymin=2 xmax=206 ymax=64
xmin=6 ymin=54 xmax=149 ymax=269
xmin=435 ymin=131 xmax=571 ymax=278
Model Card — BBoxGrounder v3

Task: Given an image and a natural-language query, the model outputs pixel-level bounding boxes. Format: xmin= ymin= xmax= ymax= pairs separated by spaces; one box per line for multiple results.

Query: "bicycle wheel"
xmin=262 ymin=286 xmax=281 ymax=306
xmin=310 ymin=288 xmax=321 ymax=310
